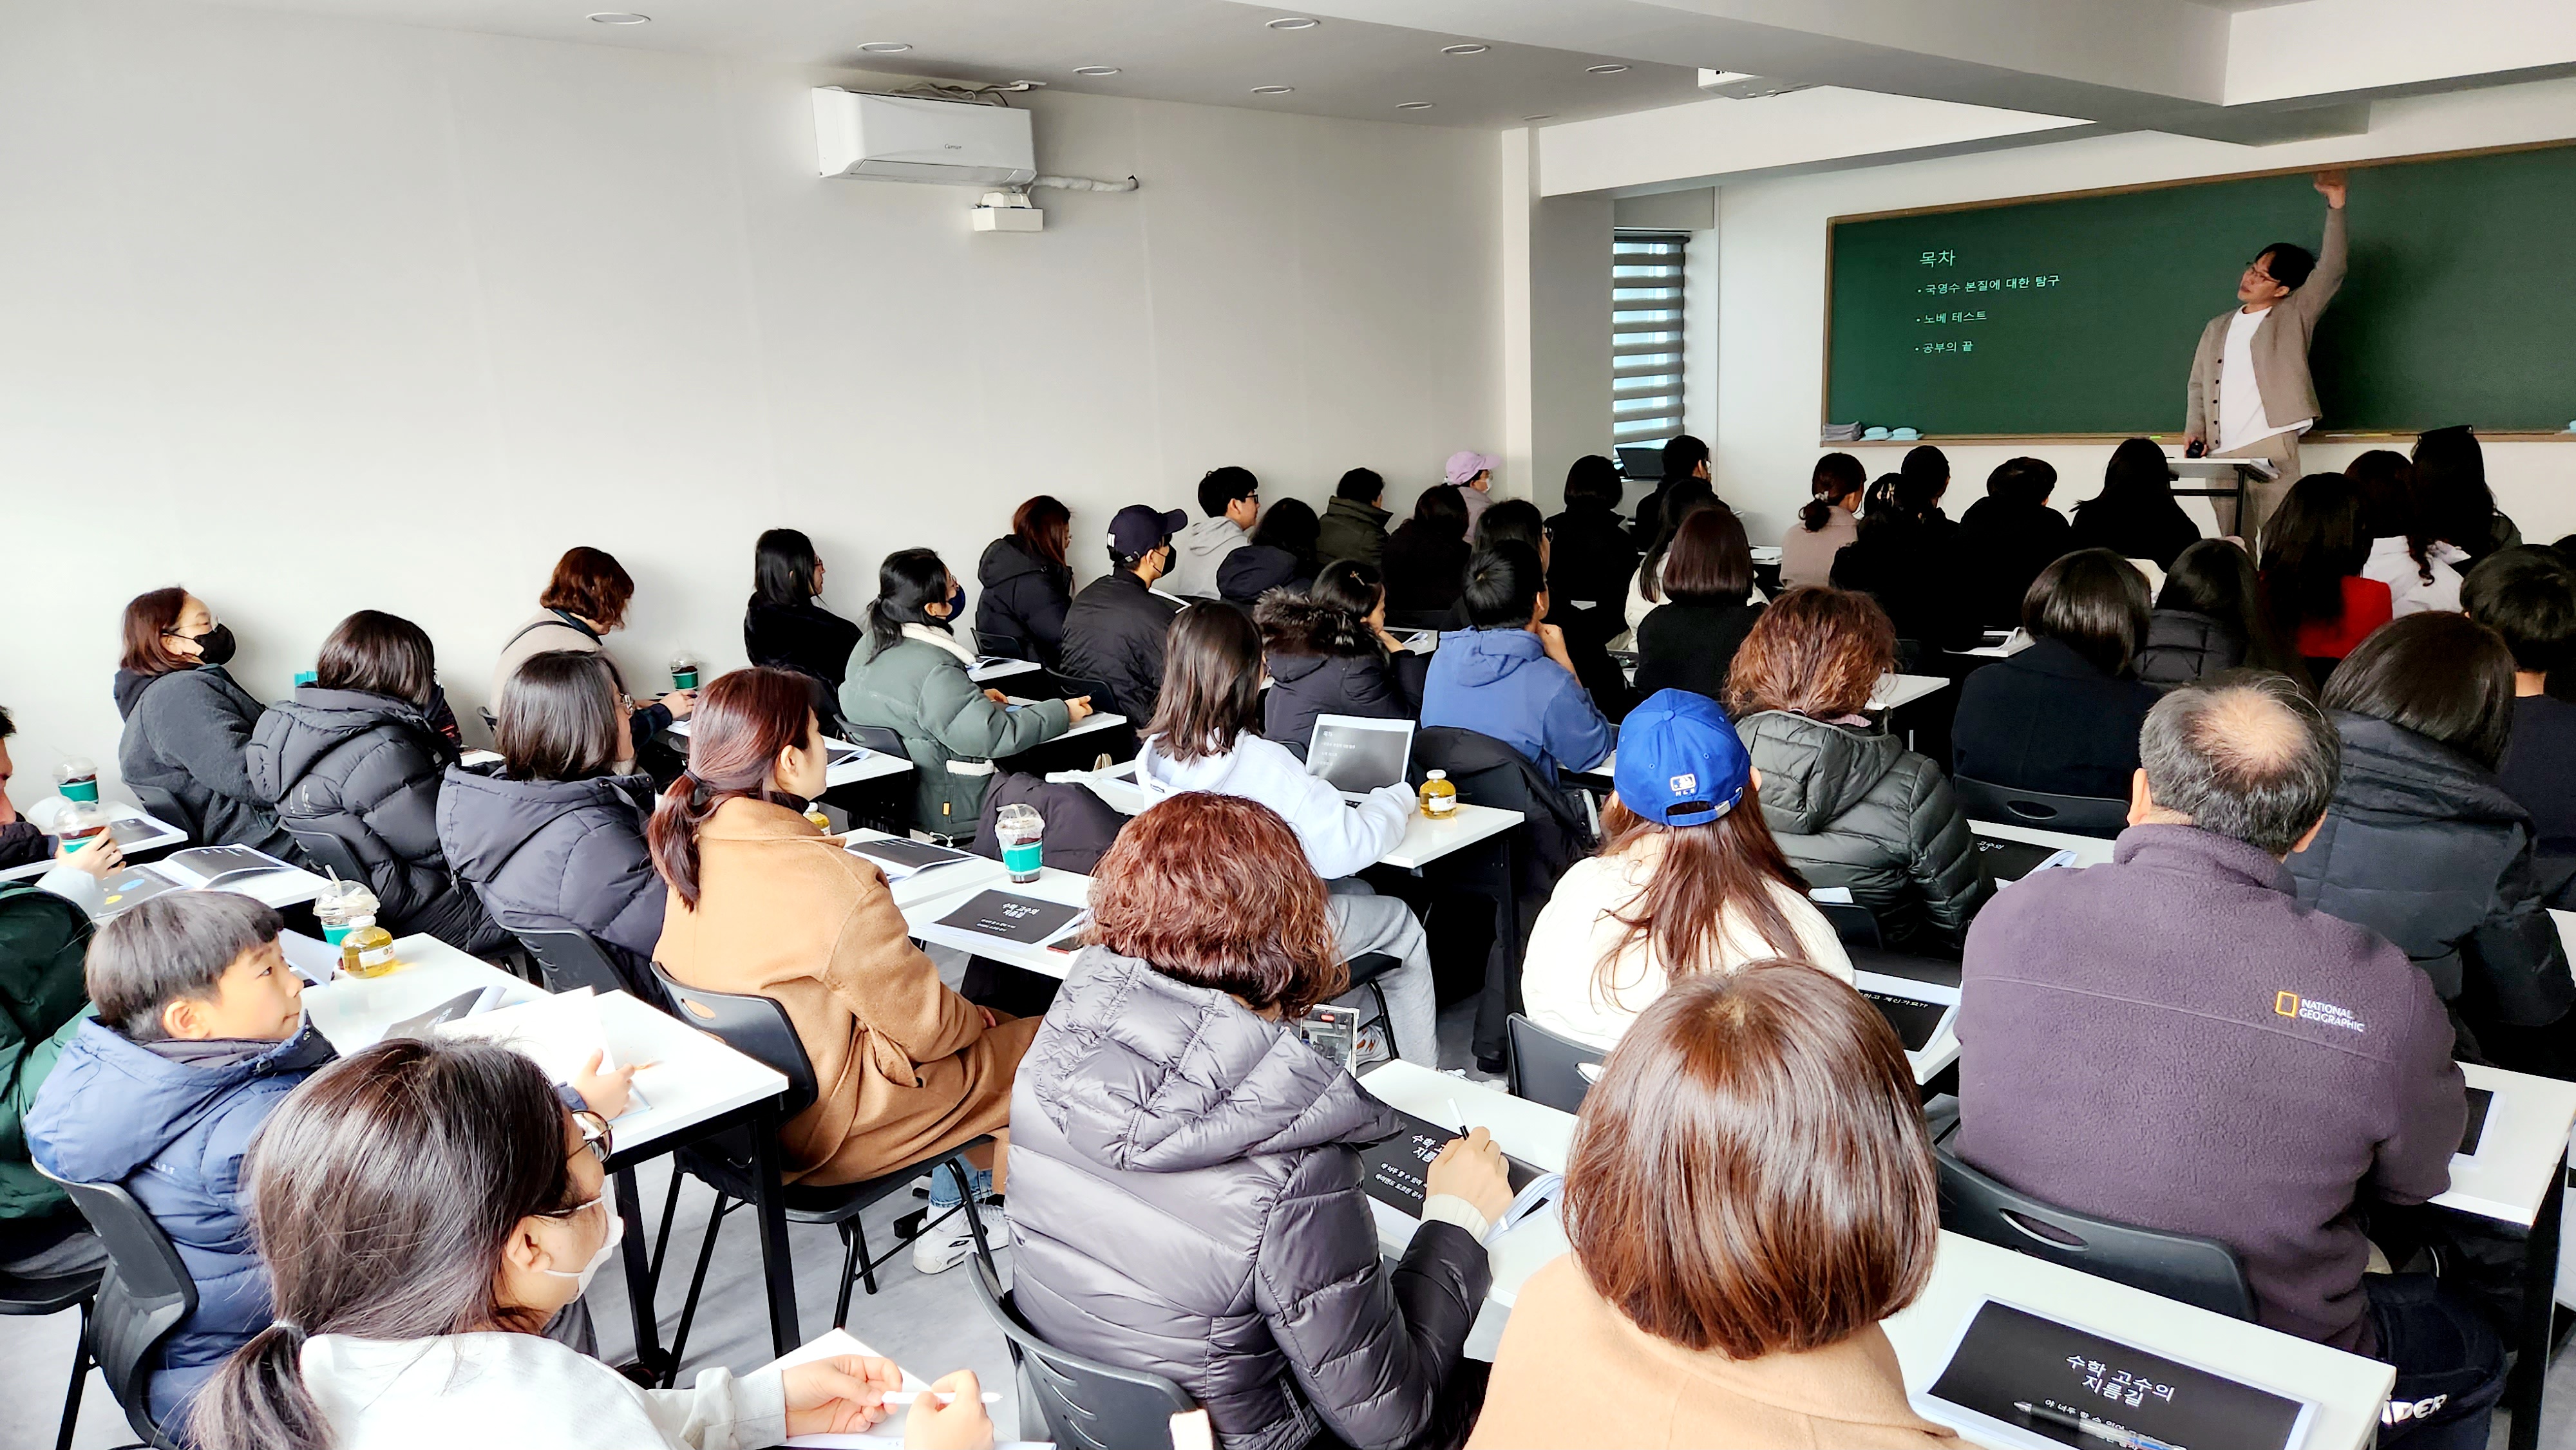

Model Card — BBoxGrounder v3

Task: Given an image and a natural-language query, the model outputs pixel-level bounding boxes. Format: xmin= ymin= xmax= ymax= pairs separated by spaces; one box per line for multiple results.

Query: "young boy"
xmin=26 ymin=892 xmax=330 ymax=1429
xmin=1419 ymin=540 xmax=1612 ymax=782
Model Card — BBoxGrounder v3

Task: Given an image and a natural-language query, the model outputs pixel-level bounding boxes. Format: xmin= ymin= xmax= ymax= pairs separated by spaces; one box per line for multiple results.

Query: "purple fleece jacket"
xmin=1956 ymin=824 xmax=2464 ymax=1357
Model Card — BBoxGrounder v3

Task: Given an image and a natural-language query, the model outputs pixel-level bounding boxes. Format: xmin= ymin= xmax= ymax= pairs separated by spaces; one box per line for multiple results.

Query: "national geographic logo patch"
xmin=2272 ymin=992 xmax=2366 ymax=1033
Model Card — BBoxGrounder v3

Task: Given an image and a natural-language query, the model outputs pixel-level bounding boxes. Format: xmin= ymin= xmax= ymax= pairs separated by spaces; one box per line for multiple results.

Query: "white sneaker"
xmin=909 ymin=1200 xmax=1005 ymax=1276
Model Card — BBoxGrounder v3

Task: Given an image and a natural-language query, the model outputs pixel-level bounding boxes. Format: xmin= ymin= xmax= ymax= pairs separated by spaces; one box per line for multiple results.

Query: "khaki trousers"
xmin=2211 ymin=430 xmax=2303 ymax=547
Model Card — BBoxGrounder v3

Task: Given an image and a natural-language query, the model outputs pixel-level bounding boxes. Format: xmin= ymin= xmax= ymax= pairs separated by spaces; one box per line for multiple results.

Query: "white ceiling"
xmin=180 ymin=0 xmax=1712 ymax=129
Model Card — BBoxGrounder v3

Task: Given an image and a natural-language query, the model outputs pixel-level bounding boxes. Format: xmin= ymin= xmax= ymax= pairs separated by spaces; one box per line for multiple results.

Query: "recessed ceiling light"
xmin=1586 ymin=63 xmax=1631 ymax=75
xmin=1250 ymin=85 xmax=1294 ymax=95
xmin=1073 ymin=66 xmax=1121 ymax=77
xmin=857 ymin=41 xmax=912 ymax=53
xmin=1265 ymin=16 xmax=1320 ymax=30
xmin=1440 ymin=44 xmax=1488 ymax=55
xmin=1397 ymin=101 xmax=1434 ymax=111
xmin=586 ymin=10 xmax=649 ymax=22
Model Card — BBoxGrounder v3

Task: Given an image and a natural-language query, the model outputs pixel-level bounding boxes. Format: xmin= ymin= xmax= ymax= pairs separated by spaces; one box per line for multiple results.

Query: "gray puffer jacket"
xmin=112 ymin=666 xmax=302 ymax=862
xmin=1008 ymin=949 xmax=1490 ymax=1450
xmin=1737 ymin=709 xmax=1992 ymax=954
xmin=436 ymin=767 xmax=668 ymax=1003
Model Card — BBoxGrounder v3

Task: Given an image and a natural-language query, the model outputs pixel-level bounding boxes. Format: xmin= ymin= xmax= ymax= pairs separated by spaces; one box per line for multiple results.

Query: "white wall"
xmin=0 ymin=0 xmax=1504 ymax=800
xmin=1703 ymin=77 xmax=2576 ymax=544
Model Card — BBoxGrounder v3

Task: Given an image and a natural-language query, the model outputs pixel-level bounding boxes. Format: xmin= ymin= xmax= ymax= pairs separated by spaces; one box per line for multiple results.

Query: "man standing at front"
xmin=2184 ymin=169 xmax=2348 ymax=544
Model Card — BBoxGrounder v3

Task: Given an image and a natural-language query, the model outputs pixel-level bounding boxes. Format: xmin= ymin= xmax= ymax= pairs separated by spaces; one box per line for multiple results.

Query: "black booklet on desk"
xmin=1976 ymin=837 xmax=2058 ymax=883
xmin=1926 ymin=1300 xmax=2312 ymax=1450
xmin=2459 ymin=1086 xmax=2495 ymax=1156
xmin=1358 ymin=1109 xmax=1543 ymax=1218
xmin=933 ymin=890 xmax=1083 ymax=947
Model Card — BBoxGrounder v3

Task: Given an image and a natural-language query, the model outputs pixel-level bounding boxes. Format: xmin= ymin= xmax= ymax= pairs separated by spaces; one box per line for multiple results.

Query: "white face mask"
xmin=537 ymin=1198 xmax=624 ymax=1295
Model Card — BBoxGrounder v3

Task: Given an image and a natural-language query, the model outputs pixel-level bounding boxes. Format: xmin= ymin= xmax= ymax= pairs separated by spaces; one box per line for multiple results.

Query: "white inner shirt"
xmin=2218 ymin=306 xmax=2310 ymax=452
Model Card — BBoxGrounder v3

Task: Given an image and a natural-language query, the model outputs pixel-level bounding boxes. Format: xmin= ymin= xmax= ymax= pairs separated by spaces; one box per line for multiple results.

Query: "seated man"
xmin=2464 ymin=546 xmax=2576 ymax=905
xmin=1957 ymin=673 xmax=2501 ymax=1448
xmin=1060 ymin=504 xmax=1187 ymax=724
xmin=1419 ymin=541 xmax=1611 ymax=783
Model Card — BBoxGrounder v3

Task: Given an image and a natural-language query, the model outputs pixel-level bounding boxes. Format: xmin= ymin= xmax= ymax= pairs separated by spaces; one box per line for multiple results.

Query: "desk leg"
xmin=612 ymin=1167 xmax=670 ymax=1382
xmin=2508 ymin=1169 xmax=2564 ymax=1450
xmin=751 ymin=1111 xmax=802 ymax=1357
xmin=1471 ymin=833 xmax=1524 ymax=1066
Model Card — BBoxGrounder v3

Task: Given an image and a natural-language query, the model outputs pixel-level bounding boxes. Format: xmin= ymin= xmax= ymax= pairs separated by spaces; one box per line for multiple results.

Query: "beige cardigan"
xmin=2184 ymin=204 xmax=2347 ymax=442
xmin=1472 ymin=1256 xmax=1969 ymax=1450
xmin=652 ymin=797 xmax=1036 ymax=1185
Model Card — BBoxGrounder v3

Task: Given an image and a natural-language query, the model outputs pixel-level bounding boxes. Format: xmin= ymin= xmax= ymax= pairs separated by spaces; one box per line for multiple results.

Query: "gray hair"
xmin=89 ymin=892 xmax=285 ymax=1043
xmin=2137 ymin=672 xmax=2340 ymax=856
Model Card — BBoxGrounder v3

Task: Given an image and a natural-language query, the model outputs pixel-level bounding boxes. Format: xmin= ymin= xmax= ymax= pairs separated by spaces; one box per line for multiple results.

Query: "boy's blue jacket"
xmin=26 ymin=1015 xmax=334 ymax=1423
xmin=1420 ymin=628 xmax=1613 ymax=782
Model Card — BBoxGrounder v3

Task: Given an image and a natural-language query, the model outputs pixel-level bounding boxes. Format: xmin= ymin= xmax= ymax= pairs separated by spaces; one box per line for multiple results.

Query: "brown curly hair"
xmin=1087 ymin=793 xmax=1346 ymax=1017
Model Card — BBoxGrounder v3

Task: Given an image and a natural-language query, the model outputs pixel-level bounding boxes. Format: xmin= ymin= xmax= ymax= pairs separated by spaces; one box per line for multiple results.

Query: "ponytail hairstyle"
xmin=864 ymin=547 xmax=954 ymax=656
xmin=1801 ymin=453 xmax=1866 ymax=532
xmin=647 ymin=667 xmax=819 ymax=909
xmin=190 ymin=1039 xmax=582 ymax=1450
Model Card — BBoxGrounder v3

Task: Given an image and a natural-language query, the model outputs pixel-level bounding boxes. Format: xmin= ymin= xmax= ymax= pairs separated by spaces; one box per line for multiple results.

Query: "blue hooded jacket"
xmin=26 ymin=1016 xmax=335 ymax=1425
xmin=1419 ymin=628 xmax=1613 ymax=783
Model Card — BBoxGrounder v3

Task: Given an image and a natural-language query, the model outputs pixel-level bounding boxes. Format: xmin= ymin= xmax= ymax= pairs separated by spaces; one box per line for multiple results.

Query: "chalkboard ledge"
xmin=1827 ymin=431 xmax=2576 ymax=446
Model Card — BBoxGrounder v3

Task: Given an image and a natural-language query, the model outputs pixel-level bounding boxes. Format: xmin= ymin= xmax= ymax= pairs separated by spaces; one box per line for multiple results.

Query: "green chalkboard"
xmin=1824 ymin=142 xmax=2576 ymax=437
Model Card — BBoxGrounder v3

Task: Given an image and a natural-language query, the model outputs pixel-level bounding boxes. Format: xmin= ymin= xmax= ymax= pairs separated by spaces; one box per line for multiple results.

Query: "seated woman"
xmin=1256 ymin=560 xmax=1426 ymax=757
xmin=1008 ymin=792 xmax=1510 ymax=1450
xmin=1524 ymin=690 xmax=1852 ymax=1051
xmin=1633 ymin=507 xmax=1765 ymax=705
xmin=1956 ymin=456 xmax=2072 ymax=629
xmin=1951 ymin=550 xmax=2161 ymax=801
xmin=249 ymin=611 xmax=505 ymax=952
xmin=1728 ymin=588 xmax=1989 ymax=955
xmin=1624 ymin=479 xmax=1718 ymax=638
xmin=189 ymin=1036 xmax=994 ymax=1450
xmin=113 ymin=588 xmax=302 ymax=861
xmin=1467 ymin=499 xmax=1629 ymax=716
xmin=743 ymin=528 xmax=863 ymax=702
xmin=1218 ymin=496 xmax=1321 ymax=606
xmin=2347 ymin=449 xmax=2466 ymax=617
xmin=2262 ymin=472 xmax=2394 ymax=680
xmin=1830 ymin=455 xmax=1977 ymax=661
xmin=1546 ymin=454 xmax=1641 ymax=610
xmin=1472 ymin=966 xmax=1956 ymax=1450
xmin=2067 ymin=437 xmax=2201 ymax=570
xmin=1133 ymin=605 xmax=1442 ymax=1065
xmin=1381 ymin=483 xmax=1473 ymax=615
xmin=495 ymin=546 xmax=697 ymax=759
xmin=976 ymin=495 xmax=1074 ymax=668
xmin=652 ymin=668 xmax=1036 ymax=1270
xmin=838 ymin=549 xmax=1090 ymax=838
xmin=2287 ymin=614 xmax=2576 ymax=1078
xmin=1777 ymin=452 xmax=1864 ymax=592
xmin=438 ymin=650 xmax=667 ymax=1001
xmin=2134 ymin=538 xmax=2302 ymax=690
xmin=2413 ymin=424 xmax=2521 ymax=565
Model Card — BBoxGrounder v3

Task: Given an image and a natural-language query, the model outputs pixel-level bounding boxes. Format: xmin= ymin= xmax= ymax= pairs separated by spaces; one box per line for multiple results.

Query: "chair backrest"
xmin=970 ymin=1257 xmax=1195 ymax=1450
xmin=1951 ymin=777 xmax=2131 ymax=840
xmin=285 ymin=825 xmax=369 ymax=885
xmin=516 ymin=927 xmax=640 ymax=999
xmin=126 ymin=784 xmax=200 ymax=842
xmin=46 ymin=1172 xmax=198 ymax=1445
xmin=1815 ymin=900 xmax=1883 ymax=950
xmin=845 ymin=724 xmax=909 ymax=760
xmin=1505 ymin=1013 xmax=1604 ymax=1113
xmin=1043 ymin=670 xmax=1114 ymax=709
xmin=650 ymin=962 xmax=820 ymax=1120
xmin=1933 ymin=1146 xmax=2256 ymax=1320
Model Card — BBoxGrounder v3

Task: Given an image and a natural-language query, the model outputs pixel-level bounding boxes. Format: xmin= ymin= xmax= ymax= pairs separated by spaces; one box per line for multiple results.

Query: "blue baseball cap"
xmin=1614 ymin=689 xmax=1752 ymax=829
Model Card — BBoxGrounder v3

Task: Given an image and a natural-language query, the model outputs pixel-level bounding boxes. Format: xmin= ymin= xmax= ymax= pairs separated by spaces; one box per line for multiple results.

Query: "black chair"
xmin=1815 ymin=900 xmax=1883 ymax=950
xmin=513 ymin=925 xmax=680 ymax=1013
xmin=1934 ymin=1146 xmax=2256 ymax=1320
xmin=970 ymin=1256 xmax=1197 ymax=1449
xmin=648 ymin=964 xmax=991 ymax=1377
xmin=1504 ymin=1013 xmax=1604 ymax=1113
xmin=1339 ymin=952 xmax=1402 ymax=1065
xmin=283 ymin=825 xmax=369 ymax=886
xmin=43 ymin=1172 xmax=197 ymax=1449
xmin=1951 ymin=777 xmax=2131 ymax=840
xmin=1043 ymin=669 xmax=1114 ymax=708
xmin=0 ymin=1239 xmax=106 ymax=1450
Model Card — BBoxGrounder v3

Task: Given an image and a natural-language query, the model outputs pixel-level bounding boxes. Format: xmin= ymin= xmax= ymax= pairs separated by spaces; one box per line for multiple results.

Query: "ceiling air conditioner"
xmin=813 ymin=88 xmax=1037 ymax=187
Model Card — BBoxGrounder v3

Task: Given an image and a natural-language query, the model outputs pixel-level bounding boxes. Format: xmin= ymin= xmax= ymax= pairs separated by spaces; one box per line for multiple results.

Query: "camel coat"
xmin=652 ymin=797 xmax=1037 ymax=1186
xmin=1470 ymin=1256 xmax=1969 ymax=1450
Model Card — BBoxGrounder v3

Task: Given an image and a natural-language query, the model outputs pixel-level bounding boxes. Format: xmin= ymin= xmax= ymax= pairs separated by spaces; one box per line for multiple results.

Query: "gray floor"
xmin=5 ymin=977 xmax=2573 ymax=1450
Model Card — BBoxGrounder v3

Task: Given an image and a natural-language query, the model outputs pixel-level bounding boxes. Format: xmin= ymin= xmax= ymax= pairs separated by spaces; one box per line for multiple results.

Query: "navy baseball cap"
xmin=1108 ymin=504 xmax=1189 ymax=556
xmin=1615 ymin=689 xmax=1752 ymax=829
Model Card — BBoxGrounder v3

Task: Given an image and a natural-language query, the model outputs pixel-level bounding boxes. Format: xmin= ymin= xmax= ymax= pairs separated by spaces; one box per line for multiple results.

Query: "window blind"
xmin=1613 ymin=231 xmax=1687 ymax=445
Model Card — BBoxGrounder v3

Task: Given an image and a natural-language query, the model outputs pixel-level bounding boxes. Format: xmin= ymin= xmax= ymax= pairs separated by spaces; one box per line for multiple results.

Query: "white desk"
xmin=0 ymin=800 xmax=190 ymax=880
xmin=969 ymin=657 xmax=1043 ymax=686
xmin=1003 ymin=698 xmax=1128 ymax=744
xmin=898 ymin=867 xmax=1092 ymax=981
xmin=2439 ymin=1062 xmax=2576 ymax=1227
xmin=840 ymin=829 xmax=1009 ymax=911
xmin=1077 ymin=766 xmax=1523 ymax=872
xmin=1358 ymin=1062 xmax=2392 ymax=1450
xmin=199 ymin=857 xmax=335 ymax=910
xmin=1872 ymin=671 xmax=1949 ymax=711
xmin=1969 ymin=819 xmax=2118 ymax=869
xmin=667 ymin=720 xmax=913 ymax=789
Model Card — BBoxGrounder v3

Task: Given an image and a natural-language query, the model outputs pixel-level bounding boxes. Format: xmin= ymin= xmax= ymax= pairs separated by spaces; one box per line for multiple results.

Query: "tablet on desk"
xmin=1924 ymin=1299 xmax=2315 ymax=1450
xmin=1307 ymin=714 xmax=1414 ymax=802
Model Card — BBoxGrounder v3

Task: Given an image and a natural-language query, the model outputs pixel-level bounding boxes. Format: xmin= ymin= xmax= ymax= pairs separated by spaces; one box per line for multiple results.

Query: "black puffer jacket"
xmin=1217 ymin=545 xmax=1312 ymax=607
xmin=976 ymin=537 xmax=1074 ymax=667
xmin=1009 ymin=948 xmax=1489 ymax=1450
xmin=1738 ymin=708 xmax=1992 ymax=954
xmin=2132 ymin=608 xmax=2247 ymax=690
xmin=744 ymin=599 xmax=864 ymax=690
xmin=113 ymin=666 xmax=301 ymax=862
xmin=1254 ymin=594 xmax=1424 ymax=758
xmin=247 ymin=688 xmax=504 ymax=952
xmin=1059 ymin=571 xmax=1182 ymax=722
xmin=436 ymin=767 xmax=668 ymax=1001
xmin=2289 ymin=712 xmax=2575 ymax=1046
